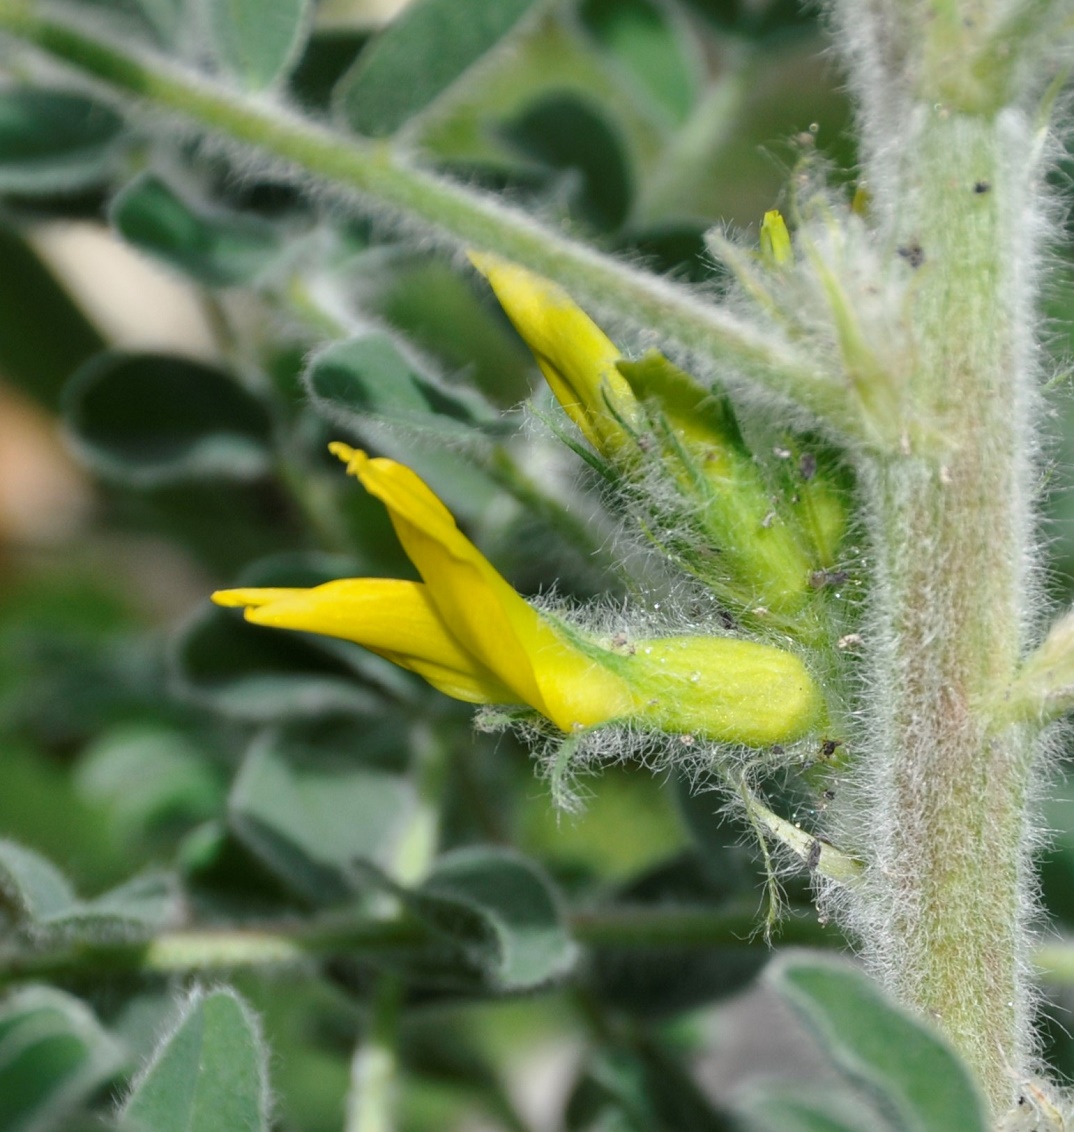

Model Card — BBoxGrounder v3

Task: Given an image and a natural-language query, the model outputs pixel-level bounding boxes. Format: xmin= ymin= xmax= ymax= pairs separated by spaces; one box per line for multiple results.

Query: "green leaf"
xmin=501 ymin=94 xmax=633 ymax=231
xmin=201 ymin=0 xmax=312 ymax=90
xmin=302 ymin=332 xmax=509 ymax=522
xmin=334 ymin=0 xmax=542 ymax=137
xmin=80 ymin=0 xmax=184 ymax=45
xmin=111 ymin=173 xmax=284 ymax=287
xmin=566 ymin=1043 xmax=735 ymax=1132
xmin=0 ymin=222 xmax=104 ymax=409
xmin=0 ymin=839 xmax=78 ymax=924
xmin=78 ymin=873 xmax=180 ymax=939
xmin=120 ymin=988 xmax=270 ymax=1132
xmin=768 ymin=956 xmax=990 ymax=1132
xmin=75 ymin=723 xmax=224 ymax=849
xmin=62 ymin=352 xmax=273 ymax=486
xmin=304 ymin=332 xmax=504 ymax=442
xmin=380 ymin=847 xmax=575 ymax=992
xmin=0 ymin=840 xmax=179 ymax=942
xmin=229 ymin=726 xmax=416 ymax=905
xmin=0 ymin=986 xmax=126 ymax=1132
xmin=0 ymin=90 xmax=126 ymax=193
xmin=579 ymin=0 xmax=699 ymax=122
xmin=736 ymin=1089 xmax=887 ymax=1132
xmin=617 ymin=351 xmax=747 ymax=453
xmin=362 ymin=255 xmax=532 ymax=407
xmin=289 ymin=30 xmax=370 ymax=111
xmin=122 ymin=480 xmax=302 ymax=576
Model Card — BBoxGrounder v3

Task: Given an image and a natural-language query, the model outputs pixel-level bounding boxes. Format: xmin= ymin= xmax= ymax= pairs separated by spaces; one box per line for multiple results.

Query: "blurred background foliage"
xmin=1 ymin=0 xmax=1073 ymax=1129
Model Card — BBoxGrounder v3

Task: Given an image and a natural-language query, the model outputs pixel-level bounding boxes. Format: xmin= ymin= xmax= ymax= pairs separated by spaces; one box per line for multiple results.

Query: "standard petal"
xmin=212 ymin=578 xmax=518 ymax=704
xmin=469 ymin=252 xmax=638 ymax=450
xmin=330 ymin=444 xmax=637 ymax=730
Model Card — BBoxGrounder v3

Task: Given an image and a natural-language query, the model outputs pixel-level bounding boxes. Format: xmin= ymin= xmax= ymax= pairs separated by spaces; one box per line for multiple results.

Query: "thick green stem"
xmin=0 ymin=1 xmax=841 ymax=417
xmin=859 ymin=105 xmax=1041 ymax=1112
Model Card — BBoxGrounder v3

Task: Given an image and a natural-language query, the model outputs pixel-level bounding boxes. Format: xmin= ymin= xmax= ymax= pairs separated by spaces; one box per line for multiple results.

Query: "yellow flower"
xmin=468 ymin=251 xmax=640 ymax=453
xmin=216 ymin=443 xmax=636 ymax=732
xmin=213 ymin=445 xmax=824 ymax=745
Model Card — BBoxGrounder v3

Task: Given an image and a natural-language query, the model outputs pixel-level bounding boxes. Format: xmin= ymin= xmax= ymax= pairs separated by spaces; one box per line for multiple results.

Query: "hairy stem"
xmin=853 ymin=91 xmax=1044 ymax=1120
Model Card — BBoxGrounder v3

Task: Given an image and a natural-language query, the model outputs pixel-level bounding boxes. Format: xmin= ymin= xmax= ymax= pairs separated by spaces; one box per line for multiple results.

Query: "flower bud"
xmin=760 ymin=208 xmax=793 ymax=267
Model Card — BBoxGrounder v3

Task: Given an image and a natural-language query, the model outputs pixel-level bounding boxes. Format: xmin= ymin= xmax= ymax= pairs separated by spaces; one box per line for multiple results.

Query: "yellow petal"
xmin=212 ymin=579 xmax=517 ymax=704
xmin=469 ymin=252 xmax=639 ymax=451
xmin=330 ymin=443 xmax=637 ymax=731
xmin=211 ymin=588 xmax=305 ymax=608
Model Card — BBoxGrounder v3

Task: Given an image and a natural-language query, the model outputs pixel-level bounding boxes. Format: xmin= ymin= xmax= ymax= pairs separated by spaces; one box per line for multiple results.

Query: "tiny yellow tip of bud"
xmin=760 ymin=209 xmax=793 ymax=267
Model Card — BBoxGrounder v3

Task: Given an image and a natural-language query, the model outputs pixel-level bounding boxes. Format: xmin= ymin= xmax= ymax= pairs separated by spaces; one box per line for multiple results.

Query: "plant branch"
xmin=0 ymin=901 xmax=841 ymax=987
xmin=0 ymin=1 xmax=843 ymax=423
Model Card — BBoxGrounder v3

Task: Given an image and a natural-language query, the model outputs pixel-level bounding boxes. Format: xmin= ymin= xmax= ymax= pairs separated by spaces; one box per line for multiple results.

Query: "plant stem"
xmin=342 ymin=722 xmax=445 ymax=1130
xmin=0 ymin=917 xmax=423 ymax=987
xmin=0 ymin=902 xmax=840 ymax=987
xmin=345 ymin=977 xmax=402 ymax=1132
xmin=854 ymin=99 xmax=1043 ymax=1117
xmin=0 ymin=1 xmax=839 ymax=419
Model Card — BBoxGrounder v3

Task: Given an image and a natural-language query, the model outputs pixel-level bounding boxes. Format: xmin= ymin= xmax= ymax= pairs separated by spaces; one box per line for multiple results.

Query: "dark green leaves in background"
xmin=0 ymin=840 xmax=178 ymax=944
xmin=304 ymin=332 xmax=507 ymax=448
xmin=502 ymin=93 xmax=633 ymax=231
xmin=111 ymin=174 xmax=285 ymax=287
xmin=579 ymin=0 xmax=700 ymax=122
xmin=335 ymin=0 xmax=542 ymax=137
xmin=400 ymin=847 xmax=576 ymax=992
xmin=63 ymin=353 xmax=273 ymax=486
xmin=0 ymin=91 xmax=126 ymax=193
xmin=0 ymin=986 xmax=125 ymax=1132
xmin=0 ymin=227 xmax=104 ymax=409
xmin=229 ymin=726 xmax=415 ymax=905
